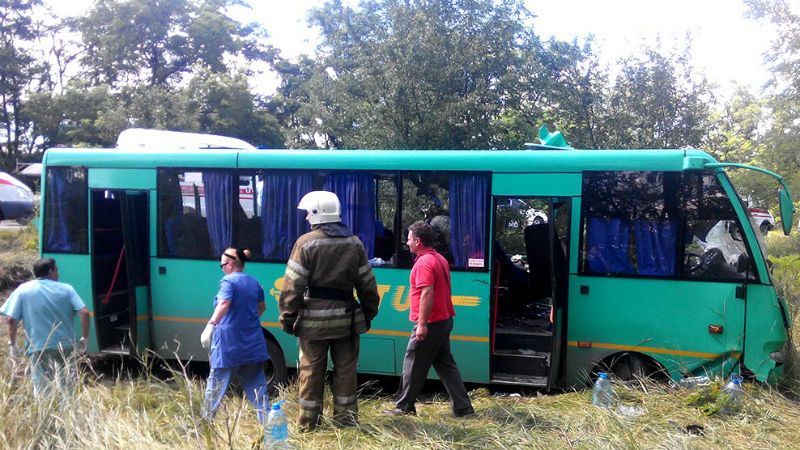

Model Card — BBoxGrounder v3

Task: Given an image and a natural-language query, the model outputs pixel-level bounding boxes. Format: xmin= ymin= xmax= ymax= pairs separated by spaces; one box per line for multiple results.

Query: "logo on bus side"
xmin=268 ymin=278 xmax=480 ymax=310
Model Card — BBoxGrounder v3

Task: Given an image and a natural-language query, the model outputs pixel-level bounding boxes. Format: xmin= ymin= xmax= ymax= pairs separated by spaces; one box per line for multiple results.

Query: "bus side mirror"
xmin=779 ymin=188 xmax=795 ymax=236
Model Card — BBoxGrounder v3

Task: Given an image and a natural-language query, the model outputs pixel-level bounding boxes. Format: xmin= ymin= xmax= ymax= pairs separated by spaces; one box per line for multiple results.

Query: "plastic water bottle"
xmin=592 ymin=372 xmax=615 ymax=408
xmin=722 ymin=373 xmax=744 ymax=412
xmin=265 ymin=401 xmax=289 ymax=449
xmin=677 ymin=375 xmax=711 ymax=389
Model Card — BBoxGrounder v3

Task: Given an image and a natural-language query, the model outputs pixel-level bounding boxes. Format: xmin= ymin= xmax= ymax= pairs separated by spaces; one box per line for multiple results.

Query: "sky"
xmin=48 ymin=0 xmax=795 ymax=97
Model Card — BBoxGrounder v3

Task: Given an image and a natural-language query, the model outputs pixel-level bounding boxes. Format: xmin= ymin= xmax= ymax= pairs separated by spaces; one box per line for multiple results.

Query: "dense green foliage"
xmin=0 ymin=0 xmax=799 ymax=213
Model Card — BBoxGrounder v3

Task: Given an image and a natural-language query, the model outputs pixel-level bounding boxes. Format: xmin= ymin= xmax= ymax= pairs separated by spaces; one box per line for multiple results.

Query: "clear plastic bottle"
xmin=265 ymin=401 xmax=289 ymax=449
xmin=677 ymin=375 xmax=711 ymax=389
xmin=722 ymin=373 xmax=744 ymax=412
xmin=592 ymin=372 xmax=615 ymax=408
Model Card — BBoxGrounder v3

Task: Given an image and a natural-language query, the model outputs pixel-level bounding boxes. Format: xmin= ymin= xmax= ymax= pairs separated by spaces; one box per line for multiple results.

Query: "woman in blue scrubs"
xmin=200 ymin=247 xmax=270 ymax=423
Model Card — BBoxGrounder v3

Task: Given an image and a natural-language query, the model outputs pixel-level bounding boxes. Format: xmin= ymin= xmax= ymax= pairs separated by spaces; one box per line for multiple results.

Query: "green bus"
xmin=39 ymin=129 xmax=794 ymax=389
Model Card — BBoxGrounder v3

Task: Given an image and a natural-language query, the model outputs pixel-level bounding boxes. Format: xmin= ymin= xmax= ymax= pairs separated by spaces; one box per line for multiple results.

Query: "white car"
xmin=748 ymin=207 xmax=775 ymax=234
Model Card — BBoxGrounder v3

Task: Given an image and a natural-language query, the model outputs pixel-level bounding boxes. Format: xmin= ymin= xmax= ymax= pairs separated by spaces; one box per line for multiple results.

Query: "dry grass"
xmin=0 ymin=326 xmax=799 ymax=450
xmin=1 ymin=228 xmax=800 ymax=448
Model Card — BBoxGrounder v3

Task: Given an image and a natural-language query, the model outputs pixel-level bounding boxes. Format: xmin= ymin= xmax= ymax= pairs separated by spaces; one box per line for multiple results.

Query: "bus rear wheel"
xmin=262 ymin=330 xmax=288 ymax=393
xmin=597 ymin=353 xmax=667 ymax=384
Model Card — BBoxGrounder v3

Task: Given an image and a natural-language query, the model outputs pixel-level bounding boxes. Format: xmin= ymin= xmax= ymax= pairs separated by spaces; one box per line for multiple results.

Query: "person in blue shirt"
xmin=200 ymin=247 xmax=271 ymax=423
xmin=1 ymin=258 xmax=89 ymax=396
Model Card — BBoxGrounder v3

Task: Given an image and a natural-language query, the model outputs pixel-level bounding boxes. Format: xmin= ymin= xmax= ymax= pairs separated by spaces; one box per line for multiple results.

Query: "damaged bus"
xmin=38 ymin=127 xmax=794 ymax=388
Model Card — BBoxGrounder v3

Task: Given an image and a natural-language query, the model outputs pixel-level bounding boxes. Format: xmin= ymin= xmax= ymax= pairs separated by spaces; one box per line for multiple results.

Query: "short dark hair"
xmin=33 ymin=258 xmax=56 ymax=278
xmin=409 ymin=221 xmax=434 ymax=247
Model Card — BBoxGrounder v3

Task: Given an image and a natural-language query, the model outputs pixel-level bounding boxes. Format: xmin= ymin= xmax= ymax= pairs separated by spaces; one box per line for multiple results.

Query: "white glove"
xmin=200 ymin=323 xmax=215 ymax=349
xmin=78 ymin=337 xmax=88 ymax=354
xmin=8 ymin=342 xmax=20 ymax=364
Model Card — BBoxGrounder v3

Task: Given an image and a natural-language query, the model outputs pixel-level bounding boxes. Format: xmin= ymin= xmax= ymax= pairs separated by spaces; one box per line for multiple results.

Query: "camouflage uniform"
xmin=279 ymin=222 xmax=380 ymax=429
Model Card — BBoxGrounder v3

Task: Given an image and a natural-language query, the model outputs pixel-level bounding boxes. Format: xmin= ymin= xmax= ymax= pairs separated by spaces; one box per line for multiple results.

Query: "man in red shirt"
xmin=385 ymin=221 xmax=474 ymax=417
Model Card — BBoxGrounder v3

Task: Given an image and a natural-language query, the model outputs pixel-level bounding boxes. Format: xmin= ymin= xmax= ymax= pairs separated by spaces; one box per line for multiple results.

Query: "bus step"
xmin=492 ymin=352 xmax=549 ymax=377
xmin=494 ymin=332 xmax=551 ymax=353
xmin=491 ymin=373 xmax=548 ymax=387
xmin=99 ymin=344 xmax=131 ymax=355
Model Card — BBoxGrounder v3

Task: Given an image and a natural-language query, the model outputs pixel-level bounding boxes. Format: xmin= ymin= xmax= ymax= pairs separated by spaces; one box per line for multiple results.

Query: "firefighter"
xmin=279 ymin=190 xmax=380 ymax=431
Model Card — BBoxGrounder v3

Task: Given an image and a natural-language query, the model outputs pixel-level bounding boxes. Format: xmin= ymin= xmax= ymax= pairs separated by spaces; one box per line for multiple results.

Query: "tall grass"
xmin=1 ymin=226 xmax=800 ymax=448
xmin=2 ymin=339 xmax=800 ymax=449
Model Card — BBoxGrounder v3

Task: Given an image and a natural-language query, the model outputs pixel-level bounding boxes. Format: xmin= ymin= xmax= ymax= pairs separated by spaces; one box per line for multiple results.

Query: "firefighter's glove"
xmin=281 ymin=320 xmax=296 ymax=336
xmin=365 ymin=317 xmax=372 ymax=332
xmin=200 ymin=323 xmax=215 ymax=349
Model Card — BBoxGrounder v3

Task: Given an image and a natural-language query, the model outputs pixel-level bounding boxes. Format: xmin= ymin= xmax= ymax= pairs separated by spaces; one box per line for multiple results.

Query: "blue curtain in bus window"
xmin=261 ymin=173 xmax=313 ymax=259
xmin=634 ymin=220 xmax=677 ymax=276
xmin=202 ymin=171 xmax=235 ymax=256
xmin=45 ymin=168 xmax=71 ymax=251
xmin=587 ymin=217 xmax=633 ymax=274
xmin=324 ymin=173 xmax=376 ymax=258
xmin=449 ymin=174 xmax=488 ymax=268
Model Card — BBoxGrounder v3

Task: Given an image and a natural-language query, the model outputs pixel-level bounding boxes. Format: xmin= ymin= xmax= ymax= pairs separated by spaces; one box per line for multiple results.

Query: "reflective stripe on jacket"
xmin=279 ymin=225 xmax=380 ymax=340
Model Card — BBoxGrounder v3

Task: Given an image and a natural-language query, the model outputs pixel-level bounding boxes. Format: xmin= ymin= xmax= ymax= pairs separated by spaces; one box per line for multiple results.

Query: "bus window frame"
xmin=155 ymin=166 xmax=491 ymax=272
xmin=576 ymin=169 xmax=762 ymax=284
xmin=42 ymin=165 xmax=89 ymax=255
xmin=155 ymin=166 xmax=238 ymax=260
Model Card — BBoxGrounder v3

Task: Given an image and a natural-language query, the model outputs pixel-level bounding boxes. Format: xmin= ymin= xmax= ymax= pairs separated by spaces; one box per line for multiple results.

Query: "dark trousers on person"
xmin=395 ymin=317 xmax=473 ymax=415
xmin=297 ymin=335 xmax=360 ymax=430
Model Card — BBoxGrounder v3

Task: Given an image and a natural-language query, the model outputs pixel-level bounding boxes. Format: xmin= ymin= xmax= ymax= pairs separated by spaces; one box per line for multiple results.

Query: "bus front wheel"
xmin=262 ymin=330 xmax=288 ymax=392
xmin=597 ymin=352 xmax=667 ymax=384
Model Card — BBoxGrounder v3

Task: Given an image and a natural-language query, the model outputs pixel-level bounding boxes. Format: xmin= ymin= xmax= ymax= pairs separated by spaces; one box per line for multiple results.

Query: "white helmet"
xmin=297 ymin=191 xmax=341 ymax=225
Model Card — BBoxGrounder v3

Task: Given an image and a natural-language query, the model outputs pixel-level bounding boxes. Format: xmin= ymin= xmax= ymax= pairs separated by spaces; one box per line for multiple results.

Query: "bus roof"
xmin=42 ymin=147 xmax=717 ymax=173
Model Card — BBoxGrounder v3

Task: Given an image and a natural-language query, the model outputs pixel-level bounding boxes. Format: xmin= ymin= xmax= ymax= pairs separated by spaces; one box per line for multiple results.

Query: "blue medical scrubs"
xmin=202 ymin=272 xmax=271 ymax=423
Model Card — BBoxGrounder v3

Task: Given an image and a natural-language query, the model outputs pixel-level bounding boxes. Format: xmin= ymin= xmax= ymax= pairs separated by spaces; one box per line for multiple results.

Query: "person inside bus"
xmin=429 ymin=214 xmax=454 ymax=264
xmin=200 ymin=247 xmax=270 ymax=424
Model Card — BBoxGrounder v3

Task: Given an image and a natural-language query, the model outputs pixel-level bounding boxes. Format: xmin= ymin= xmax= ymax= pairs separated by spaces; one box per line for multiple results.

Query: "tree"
xmin=76 ymin=0 xmax=273 ymax=87
xmin=745 ymin=0 xmax=800 ymax=206
xmin=180 ymin=68 xmax=284 ymax=147
xmin=279 ymin=0 xmax=541 ymax=149
xmin=600 ymin=47 xmax=713 ymax=150
xmin=0 ymin=0 xmax=45 ymax=168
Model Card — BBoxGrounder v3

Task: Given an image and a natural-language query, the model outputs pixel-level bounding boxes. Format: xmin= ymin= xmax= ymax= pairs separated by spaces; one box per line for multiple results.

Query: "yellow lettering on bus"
xmin=391 ymin=286 xmax=409 ymax=312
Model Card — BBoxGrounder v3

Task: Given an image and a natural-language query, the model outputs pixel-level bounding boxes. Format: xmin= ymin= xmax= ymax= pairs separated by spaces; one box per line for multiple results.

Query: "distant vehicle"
xmin=748 ymin=207 xmax=775 ymax=234
xmin=0 ymin=172 xmax=34 ymax=224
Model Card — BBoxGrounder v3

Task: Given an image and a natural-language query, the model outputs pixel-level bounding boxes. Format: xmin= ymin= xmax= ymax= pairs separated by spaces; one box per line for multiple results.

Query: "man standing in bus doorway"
xmin=1 ymin=258 xmax=90 ymax=397
xmin=385 ymin=221 xmax=475 ymax=417
xmin=279 ymin=190 xmax=380 ymax=431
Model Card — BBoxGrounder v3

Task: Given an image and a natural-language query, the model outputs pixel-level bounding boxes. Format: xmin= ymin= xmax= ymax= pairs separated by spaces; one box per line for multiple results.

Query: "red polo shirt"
xmin=409 ymin=249 xmax=456 ymax=324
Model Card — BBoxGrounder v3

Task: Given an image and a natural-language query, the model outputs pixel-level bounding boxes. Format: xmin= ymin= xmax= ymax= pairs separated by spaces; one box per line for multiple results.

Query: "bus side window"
xmin=399 ymin=171 xmax=488 ymax=271
xmin=43 ymin=166 xmax=88 ymax=253
xmin=580 ymin=171 xmax=680 ymax=278
xmin=157 ymin=169 xmax=215 ymax=258
xmin=681 ymin=173 xmax=756 ymax=281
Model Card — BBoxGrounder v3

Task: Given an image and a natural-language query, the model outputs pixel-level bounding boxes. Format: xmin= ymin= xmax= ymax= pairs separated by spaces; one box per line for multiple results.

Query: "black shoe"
xmin=453 ymin=407 xmax=475 ymax=418
xmin=383 ymin=407 xmax=416 ymax=416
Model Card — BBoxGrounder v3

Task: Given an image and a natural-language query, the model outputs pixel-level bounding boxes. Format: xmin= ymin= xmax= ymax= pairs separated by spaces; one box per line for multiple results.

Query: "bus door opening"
xmin=91 ymin=190 xmax=150 ymax=355
xmin=490 ymin=197 xmax=570 ymax=388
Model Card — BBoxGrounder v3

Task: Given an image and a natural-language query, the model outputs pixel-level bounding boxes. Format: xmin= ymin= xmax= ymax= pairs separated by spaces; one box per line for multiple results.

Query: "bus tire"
xmin=759 ymin=222 xmax=771 ymax=235
xmin=262 ymin=329 xmax=288 ymax=392
xmin=596 ymin=352 xmax=667 ymax=384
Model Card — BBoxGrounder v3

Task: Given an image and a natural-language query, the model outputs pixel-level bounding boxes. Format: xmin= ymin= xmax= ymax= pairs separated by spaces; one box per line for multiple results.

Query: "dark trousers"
xmin=395 ymin=318 xmax=473 ymax=414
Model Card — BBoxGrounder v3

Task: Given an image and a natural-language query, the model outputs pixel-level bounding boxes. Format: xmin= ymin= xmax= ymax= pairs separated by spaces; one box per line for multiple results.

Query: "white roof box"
xmin=116 ymin=128 xmax=255 ymax=150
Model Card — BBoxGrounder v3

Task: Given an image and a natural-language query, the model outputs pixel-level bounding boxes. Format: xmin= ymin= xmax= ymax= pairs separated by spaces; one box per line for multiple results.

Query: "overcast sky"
xmin=48 ymin=0 xmax=793 ymax=96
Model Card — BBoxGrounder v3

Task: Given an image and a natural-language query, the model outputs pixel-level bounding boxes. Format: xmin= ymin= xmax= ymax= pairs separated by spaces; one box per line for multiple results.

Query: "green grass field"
xmin=1 ymin=226 xmax=799 ymax=449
